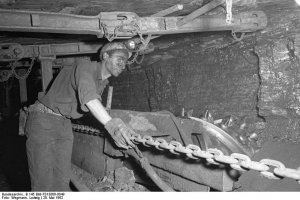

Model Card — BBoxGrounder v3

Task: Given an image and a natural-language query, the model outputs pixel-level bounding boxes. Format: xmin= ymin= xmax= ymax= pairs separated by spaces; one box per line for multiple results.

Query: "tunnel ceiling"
xmin=0 ymin=0 xmax=281 ymax=44
xmin=0 ymin=0 xmax=256 ymax=16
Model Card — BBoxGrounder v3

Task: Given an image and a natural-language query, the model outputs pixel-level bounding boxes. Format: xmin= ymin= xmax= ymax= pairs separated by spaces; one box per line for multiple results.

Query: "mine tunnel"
xmin=0 ymin=0 xmax=300 ymax=192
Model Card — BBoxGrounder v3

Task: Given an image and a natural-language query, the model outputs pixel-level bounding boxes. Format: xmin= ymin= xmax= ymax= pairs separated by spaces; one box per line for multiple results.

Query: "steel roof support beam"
xmin=0 ymin=9 xmax=267 ymax=40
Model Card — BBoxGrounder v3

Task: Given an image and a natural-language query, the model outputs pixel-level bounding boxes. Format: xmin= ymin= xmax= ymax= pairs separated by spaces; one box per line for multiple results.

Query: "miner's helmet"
xmin=100 ymin=42 xmax=133 ymax=60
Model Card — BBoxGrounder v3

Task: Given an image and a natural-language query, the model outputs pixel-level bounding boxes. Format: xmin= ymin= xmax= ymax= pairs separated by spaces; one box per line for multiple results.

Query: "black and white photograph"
xmin=0 ymin=0 xmax=299 ymax=196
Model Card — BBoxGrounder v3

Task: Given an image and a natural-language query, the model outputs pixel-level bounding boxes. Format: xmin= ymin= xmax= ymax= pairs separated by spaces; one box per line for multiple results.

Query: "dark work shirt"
xmin=39 ymin=58 xmax=109 ymax=119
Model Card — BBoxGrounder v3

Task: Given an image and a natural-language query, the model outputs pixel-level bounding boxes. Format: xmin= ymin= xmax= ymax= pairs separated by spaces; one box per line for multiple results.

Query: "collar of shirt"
xmin=98 ymin=62 xmax=111 ymax=80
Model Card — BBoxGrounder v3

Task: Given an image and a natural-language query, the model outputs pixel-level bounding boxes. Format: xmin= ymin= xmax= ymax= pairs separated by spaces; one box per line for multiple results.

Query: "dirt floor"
xmin=0 ymin=116 xmax=31 ymax=191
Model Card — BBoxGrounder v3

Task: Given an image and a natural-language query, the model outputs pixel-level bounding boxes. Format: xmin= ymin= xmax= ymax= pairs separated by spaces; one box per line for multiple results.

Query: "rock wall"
xmin=111 ymin=32 xmax=260 ymax=118
xmin=110 ymin=0 xmax=300 ymax=143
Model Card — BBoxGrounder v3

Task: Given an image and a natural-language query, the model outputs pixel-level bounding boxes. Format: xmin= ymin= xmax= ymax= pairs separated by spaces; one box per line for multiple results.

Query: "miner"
xmin=25 ymin=42 xmax=138 ymax=191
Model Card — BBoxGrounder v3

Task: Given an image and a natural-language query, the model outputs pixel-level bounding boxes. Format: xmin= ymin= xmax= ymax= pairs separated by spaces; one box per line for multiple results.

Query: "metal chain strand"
xmin=185 ymin=144 xmax=202 ymax=159
xmin=127 ymin=51 xmax=139 ymax=65
xmin=13 ymin=58 xmax=35 ymax=80
xmin=155 ymin=138 xmax=169 ymax=151
xmin=230 ymin=153 xmax=251 ymax=172
xmin=231 ymin=31 xmax=245 ymax=42
xmin=100 ymin=22 xmax=117 ymax=42
xmin=206 ymin=149 xmax=222 ymax=165
xmin=100 ymin=21 xmax=151 ymax=65
xmin=127 ymin=23 xmax=151 ymax=65
xmin=226 ymin=0 xmax=233 ymax=24
xmin=72 ymin=124 xmax=300 ymax=184
xmin=259 ymin=159 xmax=286 ymax=180
xmin=274 ymin=167 xmax=300 ymax=181
xmin=0 ymin=68 xmax=13 ymax=82
xmin=130 ymin=134 xmax=300 ymax=184
xmin=0 ymin=58 xmax=35 ymax=82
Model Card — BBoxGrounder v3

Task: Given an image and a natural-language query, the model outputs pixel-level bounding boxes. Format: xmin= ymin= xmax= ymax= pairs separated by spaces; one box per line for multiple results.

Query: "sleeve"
xmin=74 ymin=59 xmax=101 ymax=112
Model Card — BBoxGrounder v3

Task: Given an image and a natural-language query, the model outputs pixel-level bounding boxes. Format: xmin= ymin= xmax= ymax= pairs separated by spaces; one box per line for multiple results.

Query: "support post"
xmin=39 ymin=58 xmax=54 ymax=98
xmin=4 ymin=83 xmax=11 ymax=116
xmin=177 ymin=0 xmax=225 ymax=27
xmin=151 ymin=4 xmax=183 ymax=17
xmin=18 ymin=69 xmax=28 ymax=104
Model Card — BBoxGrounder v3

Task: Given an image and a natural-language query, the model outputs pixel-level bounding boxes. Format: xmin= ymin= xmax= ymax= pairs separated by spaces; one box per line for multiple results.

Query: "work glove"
xmin=105 ymin=118 xmax=139 ymax=149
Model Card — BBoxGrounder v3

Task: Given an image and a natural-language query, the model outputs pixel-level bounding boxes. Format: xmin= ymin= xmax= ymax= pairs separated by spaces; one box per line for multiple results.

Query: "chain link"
xmin=0 ymin=67 xmax=13 ymax=82
xmin=13 ymin=58 xmax=35 ymax=80
xmin=259 ymin=159 xmax=286 ymax=180
xmin=72 ymin=123 xmax=300 ymax=184
xmin=100 ymin=21 xmax=149 ymax=65
xmin=226 ymin=0 xmax=233 ymax=24
xmin=274 ymin=167 xmax=300 ymax=181
xmin=129 ymin=134 xmax=300 ymax=184
xmin=231 ymin=31 xmax=245 ymax=42
xmin=154 ymin=138 xmax=169 ymax=151
xmin=72 ymin=124 xmax=103 ymax=136
xmin=127 ymin=34 xmax=151 ymax=65
xmin=127 ymin=51 xmax=139 ymax=65
xmin=230 ymin=153 xmax=251 ymax=172
xmin=0 ymin=58 xmax=35 ymax=82
xmin=100 ymin=22 xmax=125 ymax=42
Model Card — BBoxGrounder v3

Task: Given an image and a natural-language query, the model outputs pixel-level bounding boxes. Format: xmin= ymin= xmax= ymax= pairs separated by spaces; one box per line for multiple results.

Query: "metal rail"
xmin=0 ymin=42 xmax=104 ymax=61
xmin=0 ymin=9 xmax=267 ymax=39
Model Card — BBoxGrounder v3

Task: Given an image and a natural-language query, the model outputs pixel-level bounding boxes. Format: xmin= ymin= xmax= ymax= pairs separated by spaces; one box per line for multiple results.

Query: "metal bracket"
xmin=38 ymin=45 xmax=56 ymax=60
xmin=0 ymin=43 xmax=24 ymax=62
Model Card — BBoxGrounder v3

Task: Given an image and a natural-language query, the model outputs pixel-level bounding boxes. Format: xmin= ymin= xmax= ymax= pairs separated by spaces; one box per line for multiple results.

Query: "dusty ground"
xmin=0 ymin=117 xmax=30 ymax=191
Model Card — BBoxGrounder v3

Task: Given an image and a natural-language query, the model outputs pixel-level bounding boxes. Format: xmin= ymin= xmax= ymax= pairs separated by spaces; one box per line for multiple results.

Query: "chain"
xmin=127 ymin=27 xmax=151 ymax=65
xmin=137 ymin=33 xmax=152 ymax=48
xmin=127 ymin=51 xmax=145 ymax=66
xmin=231 ymin=31 xmax=245 ymax=42
xmin=127 ymin=51 xmax=139 ymax=65
xmin=72 ymin=121 xmax=300 ymax=184
xmin=0 ymin=65 xmax=13 ymax=82
xmin=72 ymin=123 xmax=104 ymax=136
xmin=100 ymin=22 xmax=117 ymax=42
xmin=226 ymin=0 xmax=233 ymax=24
xmin=130 ymin=134 xmax=300 ymax=184
xmin=100 ymin=21 xmax=150 ymax=65
xmin=0 ymin=58 xmax=35 ymax=82
xmin=12 ymin=58 xmax=35 ymax=80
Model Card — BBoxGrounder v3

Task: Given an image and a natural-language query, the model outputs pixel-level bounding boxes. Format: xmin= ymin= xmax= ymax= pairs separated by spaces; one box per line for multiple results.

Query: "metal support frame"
xmin=18 ymin=70 xmax=27 ymax=104
xmin=0 ymin=9 xmax=267 ymax=39
xmin=177 ymin=0 xmax=225 ymax=27
xmin=151 ymin=4 xmax=183 ymax=17
xmin=40 ymin=58 xmax=53 ymax=93
xmin=0 ymin=41 xmax=158 ymax=63
xmin=0 ymin=42 xmax=103 ymax=62
xmin=24 ymin=42 xmax=104 ymax=59
xmin=4 ymin=82 xmax=10 ymax=115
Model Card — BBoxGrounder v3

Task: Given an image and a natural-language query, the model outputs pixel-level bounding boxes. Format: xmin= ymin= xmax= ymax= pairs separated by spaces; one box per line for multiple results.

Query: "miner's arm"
xmin=86 ymin=98 xmax=135 ymax=149
xmin=74 ymin=60 xmax=135 ymax=149
xmin=86 ymin=99 xmax=111 ymax=125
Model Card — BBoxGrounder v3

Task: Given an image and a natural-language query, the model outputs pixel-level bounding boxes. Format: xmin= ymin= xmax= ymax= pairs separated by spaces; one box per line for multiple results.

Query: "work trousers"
xmin=25 ymin=111 xmax=73 ymax=191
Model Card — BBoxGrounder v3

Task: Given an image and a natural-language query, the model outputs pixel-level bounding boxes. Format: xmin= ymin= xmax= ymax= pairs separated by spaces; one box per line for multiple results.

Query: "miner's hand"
xmin=105 ymin=118 xmax=139 ymax=149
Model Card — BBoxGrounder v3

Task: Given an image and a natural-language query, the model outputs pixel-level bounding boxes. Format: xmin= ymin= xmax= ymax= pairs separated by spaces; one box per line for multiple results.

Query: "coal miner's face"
xmin=106 ymin=50 xmax=129 ymax=77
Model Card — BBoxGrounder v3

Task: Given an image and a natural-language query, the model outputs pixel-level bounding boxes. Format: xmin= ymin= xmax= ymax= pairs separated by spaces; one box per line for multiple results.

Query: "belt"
xmin=28 ymin=102 xmax=63 ymax=117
